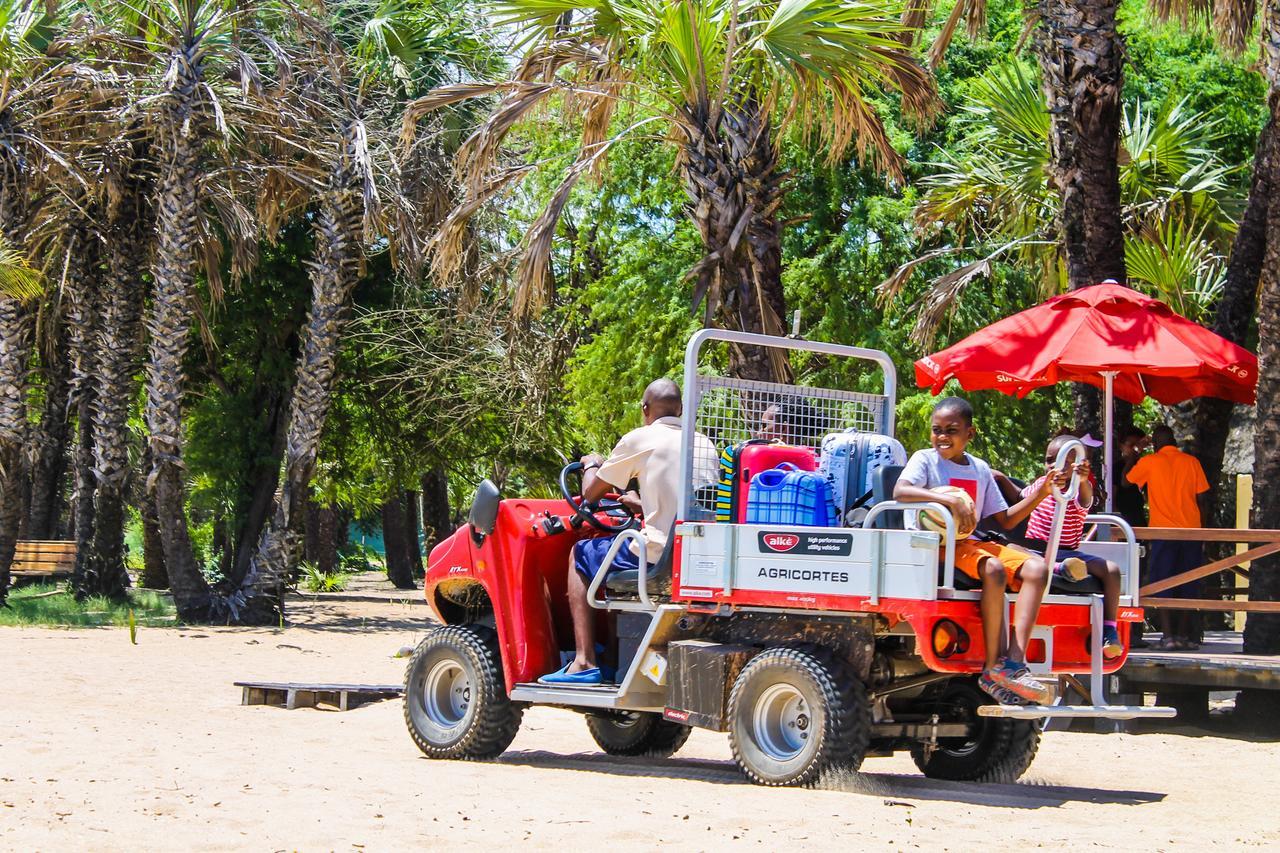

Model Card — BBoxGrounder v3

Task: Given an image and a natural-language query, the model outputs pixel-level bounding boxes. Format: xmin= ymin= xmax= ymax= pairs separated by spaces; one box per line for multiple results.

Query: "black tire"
xmin=403 ymin=624 xmax=523 ymax=760
xmin=586 ymin=711 xmax=692 ymax=757
xmin=727 ymin=646 xmax=871 ymax=787
xmin=909 ymin=678 xmax=1040 ymax=783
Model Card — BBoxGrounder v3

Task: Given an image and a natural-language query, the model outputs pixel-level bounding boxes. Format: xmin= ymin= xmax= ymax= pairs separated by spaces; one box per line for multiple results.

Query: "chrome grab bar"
xmin=1082 ymin=513 xmax=1141 ymax=602
xmin=585 ymin=529 xmax=655 ymax=612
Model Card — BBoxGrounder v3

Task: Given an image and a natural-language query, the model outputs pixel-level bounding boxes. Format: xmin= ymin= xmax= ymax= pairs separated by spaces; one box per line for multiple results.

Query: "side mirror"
xmin=468 ymin=479 xmax=501 ymax=543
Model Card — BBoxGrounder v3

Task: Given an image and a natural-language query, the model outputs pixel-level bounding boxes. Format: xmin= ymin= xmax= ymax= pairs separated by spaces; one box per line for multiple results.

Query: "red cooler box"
xmin=733 ymin=444 xmax=817 ymax=523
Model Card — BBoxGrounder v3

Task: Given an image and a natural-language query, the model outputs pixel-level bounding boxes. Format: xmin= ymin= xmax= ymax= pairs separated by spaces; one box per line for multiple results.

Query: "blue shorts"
xmin=1055 ymin=547 xmax=1109 ymax=565
xmin=573 ymin=534 xmax=639 ymax=582
xmin=1022 ymin=542 xmax=1109 ymax=566
xmin=1148 ymin=539 xmax=1204 ymax=598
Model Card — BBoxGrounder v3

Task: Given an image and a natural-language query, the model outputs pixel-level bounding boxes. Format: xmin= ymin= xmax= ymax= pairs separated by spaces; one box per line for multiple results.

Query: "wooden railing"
xmin=1133 ymin=527 xmax=1280 ymax=613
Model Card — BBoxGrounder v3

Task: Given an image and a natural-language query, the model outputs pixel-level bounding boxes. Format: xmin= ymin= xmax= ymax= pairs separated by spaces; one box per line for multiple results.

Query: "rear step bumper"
xmin=510 ymin=682 xmax=623 ymax=709
xmin=978 ymin=704 xmax=1177 ymax=720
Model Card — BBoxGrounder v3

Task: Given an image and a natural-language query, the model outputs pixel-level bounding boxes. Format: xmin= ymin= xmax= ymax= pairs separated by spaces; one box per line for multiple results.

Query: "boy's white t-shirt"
xmin=898 ymin=449 xmax=1007 ymax=538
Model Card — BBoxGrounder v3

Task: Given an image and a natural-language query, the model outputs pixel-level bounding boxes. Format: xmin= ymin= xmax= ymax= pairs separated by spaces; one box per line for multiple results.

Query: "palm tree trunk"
xmin=228 ymin=386 xmax=288 ymax=587
xmin=237 ymin=123 xmax=366 ymax=623
xmin=1187 ymin=116 xmax=1276 ymax=524
xmin=58 ymin=214 xmax=101 ymax=588
xmin=1245 ymin=19 xmax=1280 ymax=655
xmin=405 ymin=489 xmax=424 ymax=578
xmin=137 ymin=444 xmax=169 ymax=590
xmin=678 ymin=98 xmax=789 ymax=383
xmin=0 ymin=294 xmax=33 ymax=602
xmin=27 ymin=335 xmax=70 ymax=539
xmin=82 ymin=173 xmax=150 ymax=599
xmin=1035 ymin=0 xmax=1126 ymax=435
xmin=144 ymin=53 xmax=214 ymax=620
xmin=420 ymin=468 xmax=452 ymax=551
xmin=382 ymin=491 xmax=415 ymax=590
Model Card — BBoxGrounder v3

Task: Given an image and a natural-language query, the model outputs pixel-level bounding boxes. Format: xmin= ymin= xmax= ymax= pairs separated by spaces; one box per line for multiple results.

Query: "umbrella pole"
xmin=1103 ymin=372 xmax=1116 ymax=514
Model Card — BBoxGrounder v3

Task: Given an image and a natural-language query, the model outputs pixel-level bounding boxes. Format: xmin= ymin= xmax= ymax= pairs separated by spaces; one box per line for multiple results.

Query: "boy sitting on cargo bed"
xmin=894 ymin=397 xmax=1064 ymax=704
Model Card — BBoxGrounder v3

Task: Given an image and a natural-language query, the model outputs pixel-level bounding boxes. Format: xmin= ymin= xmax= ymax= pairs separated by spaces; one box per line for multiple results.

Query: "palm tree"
xmin=0 ymin=0 xmax=63 ymax=602
xmin=238 ymin=0 xmax=489 ymax=621
xmin=883 ymin=62 xmax=1237 ymax=346
xmin=82 ymin=136 xmax=153 ymax=599
xmin=406 ymin=0 xmax=936 ymax=382
xmin=1245 ymin=0 xmax=1280 ymax=654
xmin=108 ymin=0 xmax=270 ymax=619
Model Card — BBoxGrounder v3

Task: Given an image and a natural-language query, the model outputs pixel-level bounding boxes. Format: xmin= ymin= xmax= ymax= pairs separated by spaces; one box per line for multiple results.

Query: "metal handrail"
xmin=1082 ymin=513 xmax=1141 ymax=602
xmin=679 ymin=328 xmax=899 ymax=520
xmin=585 ymin=529 xmax=655 ymax=613
xmin=1038 ymin=439 xmax=1086 ymax=611
xmin=863 ymin=501 xmax=957 ymax=589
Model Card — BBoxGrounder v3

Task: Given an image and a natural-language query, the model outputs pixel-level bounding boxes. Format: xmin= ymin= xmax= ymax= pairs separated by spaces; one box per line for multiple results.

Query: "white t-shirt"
xmin=596 ymin=416 xmax=718 ymax=562
xmin=898 ymin=449 xmax=1007 ymax=538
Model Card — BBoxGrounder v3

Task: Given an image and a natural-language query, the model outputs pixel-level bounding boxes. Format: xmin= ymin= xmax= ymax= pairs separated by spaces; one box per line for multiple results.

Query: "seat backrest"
xmin=869 ymin=465 xmax=904 ymax=529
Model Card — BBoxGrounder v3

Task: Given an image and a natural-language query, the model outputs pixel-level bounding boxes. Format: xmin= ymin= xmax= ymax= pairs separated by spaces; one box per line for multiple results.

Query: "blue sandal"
xmin=538 ymin=663 xmax=603 ymax=685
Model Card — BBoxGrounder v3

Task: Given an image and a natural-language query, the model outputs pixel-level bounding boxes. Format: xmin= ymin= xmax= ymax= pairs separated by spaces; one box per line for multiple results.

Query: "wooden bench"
xmin=11 ymin=540 xmax=76 ymax=580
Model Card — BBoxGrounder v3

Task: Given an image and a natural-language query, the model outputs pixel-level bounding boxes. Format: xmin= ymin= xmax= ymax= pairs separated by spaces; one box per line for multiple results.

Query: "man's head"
xmin=1151 ymin=423 xmax=1176 ymax=449
xmin=1120 ymin=426 xmax=1149 ymax=455
xmin=930 ymin=396 xmax=975 ymax=461
xmin=759 ymin=398 xmax=825 ymax=445
xmin=640 ymin=378 xmax=682 ymax=425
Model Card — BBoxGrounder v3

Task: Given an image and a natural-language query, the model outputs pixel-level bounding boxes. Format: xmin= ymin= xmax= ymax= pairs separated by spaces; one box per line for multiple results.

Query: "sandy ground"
xmin=3 ymin=576 xmax=1279 ymax=852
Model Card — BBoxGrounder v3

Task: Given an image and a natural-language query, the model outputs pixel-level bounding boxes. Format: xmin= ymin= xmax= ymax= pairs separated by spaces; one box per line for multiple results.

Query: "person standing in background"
xmin=1127 ymin=424 xmax=1211 ymax=651
xmin=1115 ymin=427 xmax=1151 ymax=647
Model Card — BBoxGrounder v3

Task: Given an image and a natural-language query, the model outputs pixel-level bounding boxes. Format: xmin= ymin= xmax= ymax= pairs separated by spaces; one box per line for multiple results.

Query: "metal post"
xmin=1103 ymin=371 xmax=1116 ymax=513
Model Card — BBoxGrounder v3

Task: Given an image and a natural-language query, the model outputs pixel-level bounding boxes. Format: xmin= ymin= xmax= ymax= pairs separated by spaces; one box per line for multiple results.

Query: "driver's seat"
xmin=603 ymin=526 xmax=675 ymax=599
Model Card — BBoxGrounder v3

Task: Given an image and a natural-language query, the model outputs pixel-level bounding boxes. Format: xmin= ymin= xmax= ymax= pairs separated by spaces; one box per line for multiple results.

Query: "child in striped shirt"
xmin=1021 ymin=434 xmax=1124 ymax=658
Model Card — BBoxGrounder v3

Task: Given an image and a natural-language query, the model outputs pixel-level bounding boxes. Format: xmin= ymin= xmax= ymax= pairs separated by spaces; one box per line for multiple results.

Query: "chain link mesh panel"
xmin=687 ymin=374 xmax=890 ymax=518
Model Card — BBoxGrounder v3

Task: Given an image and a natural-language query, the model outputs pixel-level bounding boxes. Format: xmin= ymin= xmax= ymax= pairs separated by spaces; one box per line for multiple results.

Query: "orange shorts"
xmin=954 ymin=539 xmax=1039 ymax=591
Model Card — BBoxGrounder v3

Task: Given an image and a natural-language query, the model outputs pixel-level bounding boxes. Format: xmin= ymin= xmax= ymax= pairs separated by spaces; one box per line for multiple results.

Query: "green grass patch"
xmin=0 ymin=584 xmax=176 ymax=628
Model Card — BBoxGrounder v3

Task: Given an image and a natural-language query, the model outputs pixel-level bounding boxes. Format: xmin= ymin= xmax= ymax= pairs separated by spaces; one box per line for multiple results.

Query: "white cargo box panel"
xmin=677 ymin=523 xmax=941 ymax=602
xmin=677 ymin=522 xmax=733 ymax=595
xmin=734 ymin=525 xmax=877 ymax=598
xmin=880 ymin=529 xmax=940 ymax=601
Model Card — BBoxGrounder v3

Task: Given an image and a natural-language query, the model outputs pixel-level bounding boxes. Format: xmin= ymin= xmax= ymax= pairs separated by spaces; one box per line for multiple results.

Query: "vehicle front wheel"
xmin=727 ymin=646 xmax=870 ymax=787
xmin=586 ymin=711 xmax=692 ymax=757
xmin=403 ymin=624 xmax=523 ymax=760
xmin=909 ymin=678 xmax=1040 ymax=783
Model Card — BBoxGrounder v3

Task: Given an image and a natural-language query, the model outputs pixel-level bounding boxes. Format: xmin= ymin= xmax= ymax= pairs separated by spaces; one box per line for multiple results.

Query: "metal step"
xmin=510 ymin=681 xmax=623 ymax=709
xmin=977 ymin=704 xmax=1177 ymax=721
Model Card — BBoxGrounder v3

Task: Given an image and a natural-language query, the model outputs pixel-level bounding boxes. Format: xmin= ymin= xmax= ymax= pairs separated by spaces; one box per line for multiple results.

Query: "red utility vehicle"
xmin=404 ymin=331 xmax=1172 ymax=786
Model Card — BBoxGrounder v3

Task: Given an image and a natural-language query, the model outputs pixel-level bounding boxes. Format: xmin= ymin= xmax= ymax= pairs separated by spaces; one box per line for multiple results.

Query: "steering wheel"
xmin=559 ymin=461 xmax=639 ymax=532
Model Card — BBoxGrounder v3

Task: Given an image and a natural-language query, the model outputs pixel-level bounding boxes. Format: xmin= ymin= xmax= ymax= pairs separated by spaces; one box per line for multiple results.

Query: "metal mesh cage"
xmin=687 ymin=375 xmax=891 ymax=519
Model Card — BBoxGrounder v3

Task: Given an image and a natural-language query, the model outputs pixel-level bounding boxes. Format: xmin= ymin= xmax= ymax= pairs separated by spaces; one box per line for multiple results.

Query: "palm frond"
xmin=0 ymin=235 xmax=42 ymax=301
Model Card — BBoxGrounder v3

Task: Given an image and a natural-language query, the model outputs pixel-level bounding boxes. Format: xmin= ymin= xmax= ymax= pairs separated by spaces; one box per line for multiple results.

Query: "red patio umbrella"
xmin=914 ymin=282 xmax=1257 ymax=509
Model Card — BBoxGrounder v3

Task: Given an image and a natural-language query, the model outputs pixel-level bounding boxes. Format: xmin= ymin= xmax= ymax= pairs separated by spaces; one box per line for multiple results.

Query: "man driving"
xmin=540 ymin=378 xmax=717 ymax=685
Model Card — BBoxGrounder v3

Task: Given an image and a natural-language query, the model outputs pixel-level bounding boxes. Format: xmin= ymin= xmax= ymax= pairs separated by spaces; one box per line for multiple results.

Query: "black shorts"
xmin=1148 ymin=539 xmax=1204 ymax=598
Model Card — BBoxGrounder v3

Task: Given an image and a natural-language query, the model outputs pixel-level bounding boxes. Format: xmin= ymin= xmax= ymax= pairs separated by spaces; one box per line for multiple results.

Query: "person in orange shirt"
xmin=1126 ymin=424 xmax=1211 ymax=650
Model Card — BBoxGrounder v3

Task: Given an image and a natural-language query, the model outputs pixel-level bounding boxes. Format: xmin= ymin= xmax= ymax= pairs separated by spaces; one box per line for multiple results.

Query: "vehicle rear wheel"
xmin=403 ymin=624 xmax=523 ymax=760
xmin=586 ymin=711 xmax=691 ymax=757
xmin=909 ymin=678 xmax=1040 ymax=783
xmin=727 ymin=646 xmax=870 ymax=787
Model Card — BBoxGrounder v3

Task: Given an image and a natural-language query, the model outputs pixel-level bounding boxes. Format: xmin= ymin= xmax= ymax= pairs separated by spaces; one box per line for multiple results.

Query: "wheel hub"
xmin=422 ymin=659 xmax=472 ymax=729
xmin=752 ymin=683 xmax=812 ymax=762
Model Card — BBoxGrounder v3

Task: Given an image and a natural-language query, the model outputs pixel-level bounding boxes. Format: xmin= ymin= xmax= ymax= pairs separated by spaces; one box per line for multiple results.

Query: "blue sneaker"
xmin=538 ymin=663 xmax=603 ymax=685
xmin=1102 ymin=625 xmax=1123 ymax=660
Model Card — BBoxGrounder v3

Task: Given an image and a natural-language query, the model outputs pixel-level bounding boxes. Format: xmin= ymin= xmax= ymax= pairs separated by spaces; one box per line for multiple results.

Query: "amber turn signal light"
xmin=932 ymin=619 xmax=970 ymax=659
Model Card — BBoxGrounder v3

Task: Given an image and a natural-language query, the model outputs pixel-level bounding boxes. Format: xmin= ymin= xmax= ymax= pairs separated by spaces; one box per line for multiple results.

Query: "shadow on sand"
xmin=494 ymin=749 xmax=1165 ymax=810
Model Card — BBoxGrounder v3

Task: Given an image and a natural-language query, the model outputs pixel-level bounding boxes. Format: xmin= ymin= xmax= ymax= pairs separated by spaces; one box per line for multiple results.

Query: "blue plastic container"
xmin=745 ymin=463 xmax=837 ymax=527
